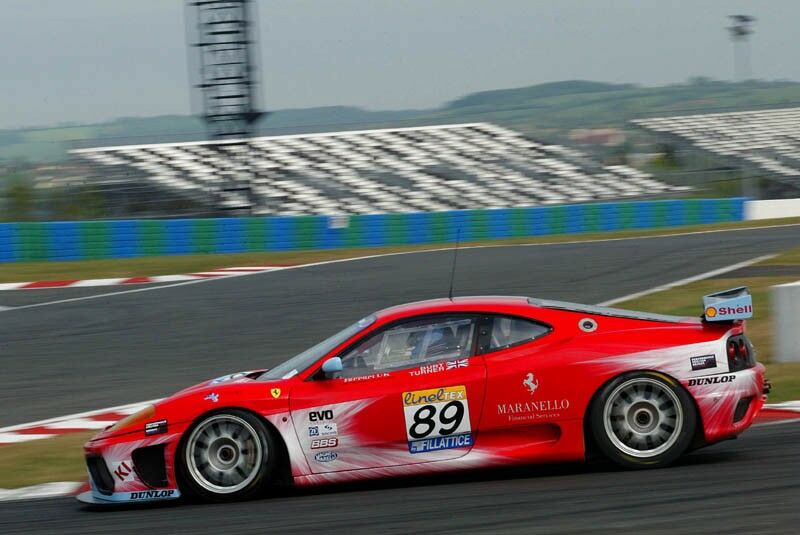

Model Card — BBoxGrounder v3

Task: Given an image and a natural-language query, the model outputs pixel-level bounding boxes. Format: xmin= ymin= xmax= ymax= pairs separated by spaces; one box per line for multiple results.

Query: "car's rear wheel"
xmin=590 ymin=371 xmax=696 ymax=468
xmin=178 ymin=410 xmax=275 ymax=502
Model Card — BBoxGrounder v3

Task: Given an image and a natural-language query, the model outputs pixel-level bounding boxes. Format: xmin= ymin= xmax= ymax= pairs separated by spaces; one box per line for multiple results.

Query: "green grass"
xmin=613 ymin=249 xmax=800 ymax=403
xmin=0 ymin=432 xmax=93 ymax=489
xmin=762 ymin=248 xmax=800 ymax=265
xmin=2 ymin=217 xmax=799 ymax=283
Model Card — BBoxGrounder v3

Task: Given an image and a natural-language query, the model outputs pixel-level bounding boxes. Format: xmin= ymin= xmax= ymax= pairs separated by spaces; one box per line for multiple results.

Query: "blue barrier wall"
xmin=0 ymin=198 xmax=746 ymax=262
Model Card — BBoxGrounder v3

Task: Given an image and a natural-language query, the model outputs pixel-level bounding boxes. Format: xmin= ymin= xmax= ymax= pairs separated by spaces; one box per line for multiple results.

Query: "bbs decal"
xmin=310 ymin=437 xmax=338 ymax=449
xmin=402 ymin=386 xmax=473 ymax=454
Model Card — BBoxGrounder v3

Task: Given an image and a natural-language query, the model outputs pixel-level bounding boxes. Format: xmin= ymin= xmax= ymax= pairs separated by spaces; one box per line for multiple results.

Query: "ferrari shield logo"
xmin=270 ymin=388 xmax=281 ymax=399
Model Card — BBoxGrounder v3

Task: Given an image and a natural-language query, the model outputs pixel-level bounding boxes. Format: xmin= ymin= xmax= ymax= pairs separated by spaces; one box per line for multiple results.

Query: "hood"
xmin=173 ymin=369 xmax=268 ymax=396
xmin=89 ymin=369 xmax=276 ymax=442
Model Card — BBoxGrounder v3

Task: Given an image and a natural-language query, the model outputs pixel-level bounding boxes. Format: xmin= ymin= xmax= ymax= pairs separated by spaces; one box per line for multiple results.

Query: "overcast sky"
xmin=2 ymin=0 xmax=798 ymax=129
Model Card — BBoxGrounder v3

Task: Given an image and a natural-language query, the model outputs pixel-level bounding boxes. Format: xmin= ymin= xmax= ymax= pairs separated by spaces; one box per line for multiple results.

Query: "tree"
xmin=3 ymin=180 xmax=35 ymax=221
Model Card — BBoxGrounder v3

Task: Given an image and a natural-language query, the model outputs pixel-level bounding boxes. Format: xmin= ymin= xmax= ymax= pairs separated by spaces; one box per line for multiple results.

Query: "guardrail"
xmin=0 ymin=198 xmax=745 ymax=262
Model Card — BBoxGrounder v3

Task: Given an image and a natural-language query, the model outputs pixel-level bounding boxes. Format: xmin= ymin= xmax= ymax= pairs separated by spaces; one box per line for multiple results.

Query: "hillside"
xmin=4 ymin=78 xmax=800 ymax=162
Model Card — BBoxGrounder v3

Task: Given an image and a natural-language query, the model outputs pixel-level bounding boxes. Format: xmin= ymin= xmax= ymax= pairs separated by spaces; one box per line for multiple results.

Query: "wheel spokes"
xmin=603 ymin=378 xmax=684 ymax=459
xmin=185 ymin=414 xmax=264 ymax=494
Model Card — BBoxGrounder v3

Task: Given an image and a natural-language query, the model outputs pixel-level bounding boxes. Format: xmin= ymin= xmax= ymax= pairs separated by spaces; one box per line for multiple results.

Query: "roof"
xmin=375 ymin=295 xmax=693 ymax=324
xmin=375 ymin=296 xmax=530 ymax=319
xmin=527 ymin=298 xmax=692 ymax=323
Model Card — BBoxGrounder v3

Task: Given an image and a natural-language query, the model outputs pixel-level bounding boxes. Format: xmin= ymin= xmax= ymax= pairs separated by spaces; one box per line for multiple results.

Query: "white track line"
xmin=2 ymin=279 xmax=223 ymax=312
xmin=1 ymin=223 xmax=798 ymax=313
xmin=597 ymin=253 xmax=778 ymax=307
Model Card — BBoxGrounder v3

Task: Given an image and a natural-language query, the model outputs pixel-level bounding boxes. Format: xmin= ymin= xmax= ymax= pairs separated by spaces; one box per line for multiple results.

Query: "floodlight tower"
xmin=727 ymin=15 xmax=755 ymax=82
xmin=186 ymin=0 xmax=266 ymax=213
xmin=187 ymin=0 xmax=264 ymax=139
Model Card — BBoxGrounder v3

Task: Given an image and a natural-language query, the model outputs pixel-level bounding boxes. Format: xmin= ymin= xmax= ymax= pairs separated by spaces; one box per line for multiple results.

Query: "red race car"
xmin=79 ymin=289 xmax=767 ymax=504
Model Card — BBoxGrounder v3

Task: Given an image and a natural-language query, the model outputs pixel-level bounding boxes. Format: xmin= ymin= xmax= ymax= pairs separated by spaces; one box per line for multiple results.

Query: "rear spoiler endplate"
xmin=703 ymin=287 xmax=752 ymax=322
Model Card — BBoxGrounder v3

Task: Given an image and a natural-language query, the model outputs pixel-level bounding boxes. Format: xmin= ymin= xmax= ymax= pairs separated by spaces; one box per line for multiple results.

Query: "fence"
xmin=0 ymin=198 xmax=745 ymax=262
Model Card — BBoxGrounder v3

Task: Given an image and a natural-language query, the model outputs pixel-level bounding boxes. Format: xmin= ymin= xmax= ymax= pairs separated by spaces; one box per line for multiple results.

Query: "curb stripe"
xmin=22 ymin=280 xmax=79 ymax=289
xmin=0 ymin=266 xmax=284 ymax=291
xmin=122 ymin=276 xmax=155 ymax=284
xmin=71 ymin=278 xmax=126 ymax=288
xmin=0 ymin=482 xmax=84 ymax=502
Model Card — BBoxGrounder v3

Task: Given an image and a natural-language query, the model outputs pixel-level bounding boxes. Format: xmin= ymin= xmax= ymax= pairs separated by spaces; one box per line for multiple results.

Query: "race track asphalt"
xmin=1 ymin=224 xmax=800 ymax=533
xmin=0 ymin=226 xmax=800 ymax=427
xmin=1 ymin=224 xmax=799 ymax=426
xmin=2 ymin=421 xmax=799 ymax=534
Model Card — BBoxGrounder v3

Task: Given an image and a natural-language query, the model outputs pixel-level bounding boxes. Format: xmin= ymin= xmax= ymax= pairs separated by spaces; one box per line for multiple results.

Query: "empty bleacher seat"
xmin=633 ymin=108 xmax=800 ymax=181
xmin=71 ymin=123 xmax=679 ymax=215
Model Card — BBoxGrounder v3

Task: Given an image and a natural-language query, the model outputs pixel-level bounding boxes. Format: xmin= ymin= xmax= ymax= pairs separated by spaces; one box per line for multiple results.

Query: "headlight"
xmin=107 ymin=404 xmax=156 ymax=434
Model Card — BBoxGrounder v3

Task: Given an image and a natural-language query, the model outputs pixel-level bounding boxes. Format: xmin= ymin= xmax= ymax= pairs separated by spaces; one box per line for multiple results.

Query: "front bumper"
xmin=79 ymin=431 xmax=183 ymax=505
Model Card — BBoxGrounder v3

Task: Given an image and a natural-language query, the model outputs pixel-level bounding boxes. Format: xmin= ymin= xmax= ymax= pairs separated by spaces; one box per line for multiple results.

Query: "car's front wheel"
xmin=590 ymin=371 xmax=696 ymax=468
xmin=178 ymin=410 xmax=275 ymax=502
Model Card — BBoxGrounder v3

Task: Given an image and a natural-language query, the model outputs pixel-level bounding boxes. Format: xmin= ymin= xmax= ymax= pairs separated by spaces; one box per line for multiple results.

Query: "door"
xmin=289 ymin=315 xmax=487 ymax=473
xmin=478 ymin=314 xmax=582 ymax=457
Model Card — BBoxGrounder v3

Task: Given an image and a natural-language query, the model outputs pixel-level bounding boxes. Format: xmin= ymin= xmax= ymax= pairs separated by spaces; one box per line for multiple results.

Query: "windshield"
xmin=259 ymin=315 xmax=377 ymax=380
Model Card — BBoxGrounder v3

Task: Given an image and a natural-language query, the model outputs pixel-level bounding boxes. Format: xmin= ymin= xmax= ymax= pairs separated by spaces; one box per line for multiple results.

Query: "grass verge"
xmin=2 ymin=217 xmax=800 ymax=283
xmin=0 ymin=432 xmax=93 ymax=489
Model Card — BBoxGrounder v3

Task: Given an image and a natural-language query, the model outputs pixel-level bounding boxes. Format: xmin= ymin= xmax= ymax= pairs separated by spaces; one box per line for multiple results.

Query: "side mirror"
xmin=321 ymin=357 xmax=343 ymax=379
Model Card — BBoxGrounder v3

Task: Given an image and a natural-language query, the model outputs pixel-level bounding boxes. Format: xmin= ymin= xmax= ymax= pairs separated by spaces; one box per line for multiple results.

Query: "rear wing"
xmin=703 ymin=287 xmax=752 ymax=322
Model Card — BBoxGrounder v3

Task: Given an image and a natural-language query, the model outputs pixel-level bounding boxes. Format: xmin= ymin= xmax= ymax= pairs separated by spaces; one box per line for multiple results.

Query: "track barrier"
xmin=771 ymin=280 xmax=800 ymax=363
xmin=0 ymin=198 xmax=745 ymax=262
xmin=744 ymin=198 xmax=800 ymax=220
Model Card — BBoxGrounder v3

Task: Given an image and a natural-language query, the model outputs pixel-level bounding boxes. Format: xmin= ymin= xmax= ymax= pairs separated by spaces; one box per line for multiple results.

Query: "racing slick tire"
xmin=590 ymin=371 xmax=697 ymax=469
xmin=177 ymin=409 xmax=277 ymax=502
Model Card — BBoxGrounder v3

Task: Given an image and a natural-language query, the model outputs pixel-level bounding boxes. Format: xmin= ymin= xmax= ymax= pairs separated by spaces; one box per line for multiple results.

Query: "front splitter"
xmin=76 ymin=489 xmax=181 ymax=505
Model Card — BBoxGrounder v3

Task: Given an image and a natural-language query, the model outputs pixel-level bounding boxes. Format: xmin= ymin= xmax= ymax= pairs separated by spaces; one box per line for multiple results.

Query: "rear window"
xmin=479 ymin=315 xmax=550 ymax=354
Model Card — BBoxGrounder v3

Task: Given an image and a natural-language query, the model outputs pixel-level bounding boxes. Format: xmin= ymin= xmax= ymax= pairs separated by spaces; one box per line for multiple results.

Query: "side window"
xmin=478 ymin=315 xmax=549 ymax=354
xmin=337 ymin=316 xmax=475 ymax=378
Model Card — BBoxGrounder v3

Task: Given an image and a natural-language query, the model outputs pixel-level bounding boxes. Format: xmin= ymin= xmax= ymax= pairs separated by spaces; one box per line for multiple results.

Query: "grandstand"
xmin=72 ymin=123 xmax=684 ymax=216
xmin=633 ymin=108 xmax=800 ymax=187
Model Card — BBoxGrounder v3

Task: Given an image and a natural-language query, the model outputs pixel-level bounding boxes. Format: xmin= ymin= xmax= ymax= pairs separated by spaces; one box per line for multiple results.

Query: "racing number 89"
xmin=409 ymin=400 xmax=465 ymax=439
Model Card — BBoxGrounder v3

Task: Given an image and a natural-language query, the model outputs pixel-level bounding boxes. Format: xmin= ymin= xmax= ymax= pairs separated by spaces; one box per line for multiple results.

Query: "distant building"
xmin=568 ymin=128 xmax=626 ymax=146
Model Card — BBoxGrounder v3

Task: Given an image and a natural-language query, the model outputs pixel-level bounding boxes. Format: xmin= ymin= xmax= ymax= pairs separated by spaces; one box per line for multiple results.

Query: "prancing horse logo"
xmin=523 ymin=373 xmax=539 ymax=394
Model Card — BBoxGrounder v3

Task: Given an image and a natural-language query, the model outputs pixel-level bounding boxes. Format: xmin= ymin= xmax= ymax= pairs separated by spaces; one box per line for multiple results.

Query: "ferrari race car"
xmin=79 ymin=288 xmax=767 ymax=505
